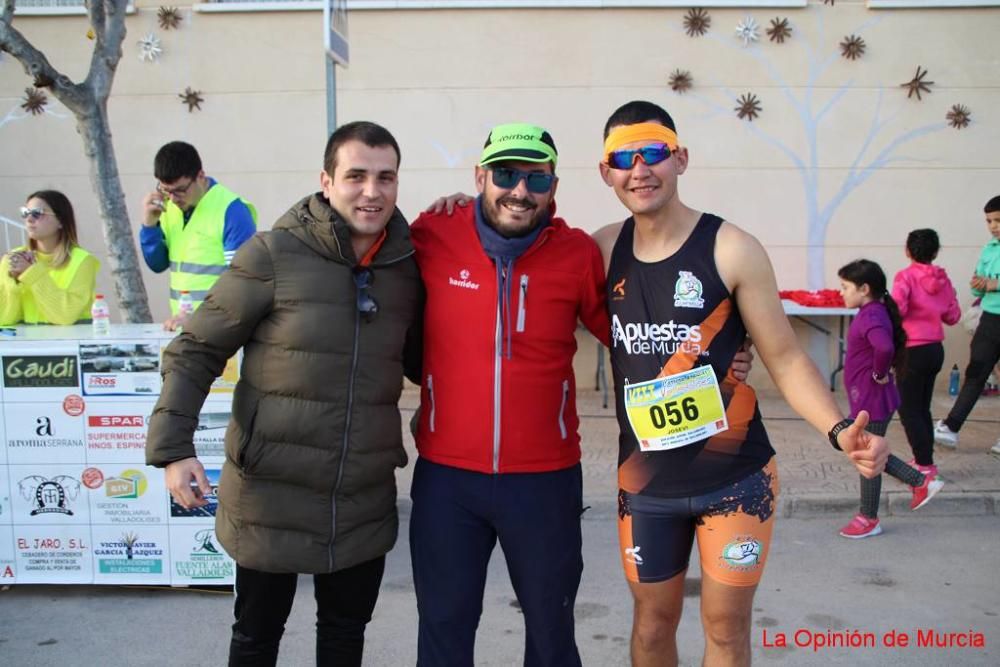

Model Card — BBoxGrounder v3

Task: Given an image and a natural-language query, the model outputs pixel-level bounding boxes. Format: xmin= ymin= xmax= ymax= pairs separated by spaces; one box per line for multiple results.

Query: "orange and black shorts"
xmin=617 ymin=458 xmax=779 ymax=587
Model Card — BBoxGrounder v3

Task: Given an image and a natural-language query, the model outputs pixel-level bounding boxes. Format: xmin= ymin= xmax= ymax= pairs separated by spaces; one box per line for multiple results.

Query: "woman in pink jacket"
xmin=892 ymin=229 xmax=962 ymax=476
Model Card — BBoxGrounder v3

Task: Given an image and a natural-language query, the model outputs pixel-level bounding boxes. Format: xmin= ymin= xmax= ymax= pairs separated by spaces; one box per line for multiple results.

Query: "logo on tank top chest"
xmin=448 ymin=268 xmax=480 ymax=290
xmin=674 ymin=271 xmax=705 ymax=309
xmin=611 ymin=277 xmax=626 ymax=301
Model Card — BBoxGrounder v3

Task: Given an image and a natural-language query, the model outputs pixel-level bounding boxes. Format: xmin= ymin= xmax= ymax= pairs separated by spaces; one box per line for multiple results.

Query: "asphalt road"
xmin=0 ymin=513 xmax=996 ymax=666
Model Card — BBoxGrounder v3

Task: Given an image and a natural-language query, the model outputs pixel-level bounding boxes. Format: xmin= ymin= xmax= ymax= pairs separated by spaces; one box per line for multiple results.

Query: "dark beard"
xmin=483 ymin=197 xmax=544 ymax=239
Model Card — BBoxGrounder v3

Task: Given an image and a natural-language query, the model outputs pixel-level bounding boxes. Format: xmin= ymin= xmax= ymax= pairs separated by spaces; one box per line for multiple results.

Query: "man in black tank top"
xmin=592 ymin=101 xmax=891 ymax=667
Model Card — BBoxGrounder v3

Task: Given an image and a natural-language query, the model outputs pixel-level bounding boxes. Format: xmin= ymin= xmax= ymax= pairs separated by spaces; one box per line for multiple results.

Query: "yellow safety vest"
xmin=19 ymin=245 xmax=97 ymax=324
xmin=160 ymin=183 xmax=257 ymax=314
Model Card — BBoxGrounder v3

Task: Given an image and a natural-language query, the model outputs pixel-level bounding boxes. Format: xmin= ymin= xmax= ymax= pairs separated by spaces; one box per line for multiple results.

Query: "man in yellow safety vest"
xmin=138 ymin=141 xmax=257 ymax=330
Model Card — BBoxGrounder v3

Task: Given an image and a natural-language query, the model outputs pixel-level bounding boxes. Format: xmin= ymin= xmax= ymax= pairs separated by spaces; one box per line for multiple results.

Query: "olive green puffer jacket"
xmin=146 ymin=193 xmax=423 ymax=573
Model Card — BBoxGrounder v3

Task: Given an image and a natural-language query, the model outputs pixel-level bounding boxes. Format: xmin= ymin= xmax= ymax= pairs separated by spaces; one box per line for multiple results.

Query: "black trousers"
xmin=228 ymin=556 xmax=385 ymax=667
xmin=945 ymin=311 xmax=1000 ymax=432
xmin=897 ymin=342 xmax=945 ymax=466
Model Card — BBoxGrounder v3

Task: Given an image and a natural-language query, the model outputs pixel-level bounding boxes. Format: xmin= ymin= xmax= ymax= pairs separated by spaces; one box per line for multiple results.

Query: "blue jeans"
xmin=409 ymin=457 xmax=584 ymax=667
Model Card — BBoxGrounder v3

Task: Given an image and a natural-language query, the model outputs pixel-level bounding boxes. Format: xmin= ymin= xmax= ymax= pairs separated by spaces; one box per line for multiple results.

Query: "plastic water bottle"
xmin=948 ymin=364 xmax=960 ymax=396
xmin=178 ymin=290 xmax=194 ymax=317
xmin=91 ymin=294 xmax=111 ymax=337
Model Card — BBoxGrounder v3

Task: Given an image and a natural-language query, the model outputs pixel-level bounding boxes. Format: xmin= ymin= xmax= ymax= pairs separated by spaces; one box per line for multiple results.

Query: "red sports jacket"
xmin=411 ymin=204 xmax=610 ymax=474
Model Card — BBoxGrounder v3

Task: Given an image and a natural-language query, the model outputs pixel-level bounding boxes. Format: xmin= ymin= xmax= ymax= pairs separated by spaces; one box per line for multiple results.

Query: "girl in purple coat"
xmin=837 ymin=260 xmax=944 ymax=538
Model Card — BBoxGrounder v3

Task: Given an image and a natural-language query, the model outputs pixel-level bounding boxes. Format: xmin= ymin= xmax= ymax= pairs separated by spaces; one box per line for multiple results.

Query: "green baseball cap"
xmin=479 ymin=123 xmax=558 ymax=167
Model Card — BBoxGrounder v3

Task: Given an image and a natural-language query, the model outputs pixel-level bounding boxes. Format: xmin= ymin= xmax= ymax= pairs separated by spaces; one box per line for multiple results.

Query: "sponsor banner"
xmin=0 ymin=524 xmax=15 ymax=583
xmin=0 ymin=466 xmax=11 ymax=526
xmin=209 ymin=354 xmax=241 ymax=395
xmin=80 ymin=342 xmax=160 ymax=396
xmin=13 ymin=524 xmax=93 ymax=584
xmin=85 ymin=403 xmax=154 ymax=463
xmin=8 ymin=464 xmax=92 ymax=524
xmin=87 ymin=465 xmax=169 ymax=525
xmin=3 ymin=403 xmax=85 ymax=465
xmin=169 ymin=467 xmax=220 ymax=522
xmin=1 ymin=350 xmax=81 ymax=401
xmin=168 ymin=525 xmax=235 ymax=585
xmin=91 ymin=524 xmax=169 ymax=584
xmin=193 ymin=406 xmax=230 ymax=459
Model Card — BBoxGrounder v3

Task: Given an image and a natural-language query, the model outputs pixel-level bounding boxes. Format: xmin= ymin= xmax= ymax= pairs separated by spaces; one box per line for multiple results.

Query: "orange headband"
xmin=603 ymin=123 xmax=679 ymax=157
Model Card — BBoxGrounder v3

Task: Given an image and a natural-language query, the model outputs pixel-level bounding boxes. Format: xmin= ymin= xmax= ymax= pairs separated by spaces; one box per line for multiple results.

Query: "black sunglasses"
xmin=490 ymin=167 xmax=556 ymax=194
xmin=353 ymin=268 xmax=378 ymax=321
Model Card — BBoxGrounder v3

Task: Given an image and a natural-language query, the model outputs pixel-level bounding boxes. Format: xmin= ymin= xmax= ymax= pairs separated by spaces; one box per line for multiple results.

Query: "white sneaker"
xmin=934 ymin=420 xmax=958 ymax=449
xmin=991 ymin=438 xmax=1000 ymax=456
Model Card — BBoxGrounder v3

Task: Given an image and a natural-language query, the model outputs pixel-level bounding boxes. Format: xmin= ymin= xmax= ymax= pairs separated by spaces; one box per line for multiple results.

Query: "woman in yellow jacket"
xmin=1 ymin=190 xmax=99 ymax=325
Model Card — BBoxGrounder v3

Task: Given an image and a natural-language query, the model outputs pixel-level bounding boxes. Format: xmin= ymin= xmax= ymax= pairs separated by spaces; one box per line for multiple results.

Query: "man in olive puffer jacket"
xmin=146 ymin=121 xmax=423 ymax=666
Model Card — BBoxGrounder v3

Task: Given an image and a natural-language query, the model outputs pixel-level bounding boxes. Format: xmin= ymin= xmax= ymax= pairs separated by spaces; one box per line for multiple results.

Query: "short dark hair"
xmin=323 ymin=121 xmax=401 ymax=176
xmin=603 ymin=101 xmax=677 ymax=138
xmin=906 ymin=229 xmax=940 ymax=264
xmin=985 ymin=195 xmax=1000 ymax=214
xmin=154 ymin=142 xmax=202 ymax=183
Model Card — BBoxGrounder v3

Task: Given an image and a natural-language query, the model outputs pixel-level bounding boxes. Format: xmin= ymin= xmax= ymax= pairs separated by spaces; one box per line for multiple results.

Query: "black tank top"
xmin=607 ymin=214 xmax=774 ymax=498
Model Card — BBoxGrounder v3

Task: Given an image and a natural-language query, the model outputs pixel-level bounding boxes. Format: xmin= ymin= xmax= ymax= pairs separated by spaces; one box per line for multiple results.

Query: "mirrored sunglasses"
xmin=19 ymin=206 xmax=52 ymax=221
xmin=606 ymin=144 xmax=672 ymax=170
xmin=490 ymin=167 xmax=556 ymax=194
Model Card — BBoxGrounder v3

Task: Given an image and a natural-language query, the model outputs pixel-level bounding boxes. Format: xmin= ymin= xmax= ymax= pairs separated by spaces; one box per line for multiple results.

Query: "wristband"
xmin=827 ymin=418 xmax=853 ymax=451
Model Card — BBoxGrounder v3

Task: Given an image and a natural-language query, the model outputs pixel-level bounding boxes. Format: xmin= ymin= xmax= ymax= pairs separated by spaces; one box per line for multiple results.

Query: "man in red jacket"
xmin=409 ymin=124 xmax=608 ymax=666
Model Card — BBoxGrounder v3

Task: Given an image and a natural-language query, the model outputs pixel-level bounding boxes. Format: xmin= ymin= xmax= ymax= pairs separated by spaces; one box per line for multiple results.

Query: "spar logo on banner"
xmin=2 ymin=355 xmax=79 ymax=389
xmin=86 ymin=408 xmax=151 ymax=460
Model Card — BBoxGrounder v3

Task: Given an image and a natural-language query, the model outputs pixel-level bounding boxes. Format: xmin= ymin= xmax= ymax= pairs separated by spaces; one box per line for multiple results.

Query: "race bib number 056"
xmin=624 ymin=365 xmax=729 ymax=452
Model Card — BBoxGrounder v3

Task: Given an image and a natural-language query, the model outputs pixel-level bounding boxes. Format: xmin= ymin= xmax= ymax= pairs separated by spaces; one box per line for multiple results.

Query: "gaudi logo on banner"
xmin=2 ymin=356 xmax=79 ymax=388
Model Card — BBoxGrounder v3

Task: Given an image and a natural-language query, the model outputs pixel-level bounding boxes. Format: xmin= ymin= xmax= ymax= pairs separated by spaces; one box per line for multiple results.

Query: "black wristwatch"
xmin=827 ymin=418 xmax=853 ymax=450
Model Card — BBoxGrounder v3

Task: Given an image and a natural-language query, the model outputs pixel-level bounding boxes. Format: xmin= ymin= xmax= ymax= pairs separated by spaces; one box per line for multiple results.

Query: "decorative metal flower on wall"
xmin=179 ymin=87 xmax=204 ymax=112
xmin=21 ymin=88 xmax=48 ymax=115
xmin=767 ymin=18 xmax=792 ymax=44
xmin=901 ymin=66 xmax=933 ymax=100
xmin=946 ymin=104 xmax=971 ymax=129
xmin=158 ymin=6 xmax=183 ymax=30
xmin=683 ymin=8 xmax=711 ymax=38
xmin=669 ymin=69 xmax=693 ymax=93
xmin=735 ymin=93 xmax=762 ymax=121
xmin=137 ymin=33 xmax=163 ymax=63
xmin=840 ymin=35 xmax=865 ymax=61
xmin=735 ymin=17 xmax=760 ymax=48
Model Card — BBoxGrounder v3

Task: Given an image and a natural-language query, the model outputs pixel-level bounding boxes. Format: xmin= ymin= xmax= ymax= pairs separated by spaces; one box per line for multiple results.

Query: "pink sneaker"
xmin=908 ymin=460 xmax=939 ymax=478
xmin=839 ymin=514 xmax=882 ymax=539
xmin=911 ymin=474 xmax=945 ymax=511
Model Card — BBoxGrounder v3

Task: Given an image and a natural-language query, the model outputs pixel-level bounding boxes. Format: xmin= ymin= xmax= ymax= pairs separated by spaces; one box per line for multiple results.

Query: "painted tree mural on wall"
xmin=1 ymin=0 xmax=152 ymax=321
xmin=673 ymin=7 xmax=972 ymax=289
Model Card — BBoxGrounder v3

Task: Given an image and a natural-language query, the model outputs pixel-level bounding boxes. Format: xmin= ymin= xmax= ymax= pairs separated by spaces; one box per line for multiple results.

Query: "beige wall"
xmin=1 ymin=2 xmax=997 ymax=389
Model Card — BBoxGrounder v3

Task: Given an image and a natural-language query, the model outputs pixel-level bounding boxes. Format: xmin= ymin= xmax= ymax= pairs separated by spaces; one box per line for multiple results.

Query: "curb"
xmin=396 ymin=492 xmax=999 ymax=521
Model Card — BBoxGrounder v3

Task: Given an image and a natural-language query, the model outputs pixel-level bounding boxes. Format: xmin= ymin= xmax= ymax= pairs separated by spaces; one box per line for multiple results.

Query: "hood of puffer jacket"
xmin=274 ymin=193 xmax=414 ymax=266
xmin=907 ymin=261 xmax=950 ymax=296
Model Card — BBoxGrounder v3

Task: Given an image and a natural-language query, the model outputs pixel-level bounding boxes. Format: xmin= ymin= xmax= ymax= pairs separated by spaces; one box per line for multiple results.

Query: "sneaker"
xmin=911 ymin=475 xmax=945 ymax=511
xmin=839 ymin=514 xmax=882 ymax=539
xmin=933 ymin=420 xmax=958 ymax=449
xmin=908 ymin=459 xmax=939 ymax=478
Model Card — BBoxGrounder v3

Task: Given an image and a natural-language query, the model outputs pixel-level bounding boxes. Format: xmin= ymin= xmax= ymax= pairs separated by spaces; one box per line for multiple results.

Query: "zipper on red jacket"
xmin=492 ymin=296 xmax=502 ymax=472
xmin=516 ymin=274 xmax=529 ymax=333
